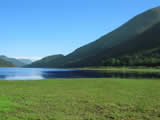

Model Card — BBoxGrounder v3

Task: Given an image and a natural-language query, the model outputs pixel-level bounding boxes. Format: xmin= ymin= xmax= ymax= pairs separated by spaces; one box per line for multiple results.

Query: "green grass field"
xmin=80 ymin=67 xmax=160 ymax=74
xmin=0 ymin=78 xmax=160 ymax=120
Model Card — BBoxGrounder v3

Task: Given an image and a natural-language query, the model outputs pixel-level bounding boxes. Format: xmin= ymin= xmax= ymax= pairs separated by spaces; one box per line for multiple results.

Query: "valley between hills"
xmin=0 ymin=6 xmax=160 ymax=120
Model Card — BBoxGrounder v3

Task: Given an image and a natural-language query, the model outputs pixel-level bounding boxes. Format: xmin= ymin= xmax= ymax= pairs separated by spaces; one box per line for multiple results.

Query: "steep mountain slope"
xmin=64 ymin=22 xmax=160 ymax=67
xmin=67 ymin=6 xmax=160 ymax=58
xmin=27 ymin=6 xmax=160 ymax=68
xmin=0 ymin=56 xmax=26 ymax=67
xmin=0 ymin=58 xmax=15 ymax=67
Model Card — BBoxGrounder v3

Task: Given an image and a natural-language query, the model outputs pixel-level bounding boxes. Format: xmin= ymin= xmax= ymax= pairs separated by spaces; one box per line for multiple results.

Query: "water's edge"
xmin=0 ymin=68 xmax=160 ymax=80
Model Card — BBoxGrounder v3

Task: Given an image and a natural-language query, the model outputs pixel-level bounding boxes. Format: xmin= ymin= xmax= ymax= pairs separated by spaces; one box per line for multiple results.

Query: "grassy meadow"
xmin=0 ymin=78 xmax=159 ymax=120
xmin=80 ymin=67 xmax=160 ymax=74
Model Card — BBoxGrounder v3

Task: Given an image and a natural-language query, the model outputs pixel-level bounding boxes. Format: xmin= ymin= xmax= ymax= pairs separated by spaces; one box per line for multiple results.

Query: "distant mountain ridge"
xmin=27 ymin=6 xmax=160 ymax=68
xmin=18 ymin=59 xmax=32 ymax=64
xmin=0 ymin=56 xmax=32 ymax=67
xmin=0 ymin=58 xmax=15 ymax=67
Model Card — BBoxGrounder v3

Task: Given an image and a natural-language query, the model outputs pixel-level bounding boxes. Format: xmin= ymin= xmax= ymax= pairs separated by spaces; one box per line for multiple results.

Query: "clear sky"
xmin=0 ymin=0 xmax=159 ymax=60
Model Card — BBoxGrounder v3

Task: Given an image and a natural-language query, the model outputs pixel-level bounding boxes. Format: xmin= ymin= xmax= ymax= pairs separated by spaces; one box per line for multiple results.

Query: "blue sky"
xmin=0 ymin=0 xmax=159 ymax=60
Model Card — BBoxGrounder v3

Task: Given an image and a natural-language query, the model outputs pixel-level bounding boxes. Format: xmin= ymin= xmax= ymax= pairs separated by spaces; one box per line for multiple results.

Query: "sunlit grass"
xmin=0 ymin=78 xmax=159 ymax=120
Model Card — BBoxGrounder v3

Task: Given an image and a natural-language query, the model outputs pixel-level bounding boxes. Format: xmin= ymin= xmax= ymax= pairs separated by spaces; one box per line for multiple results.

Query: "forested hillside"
xmin=27 ymin=6 xmax=160 ymax=68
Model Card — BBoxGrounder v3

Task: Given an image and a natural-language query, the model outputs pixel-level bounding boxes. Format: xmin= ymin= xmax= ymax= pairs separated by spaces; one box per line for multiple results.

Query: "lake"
xmin=0 ymin=68 xmax=106 ymax=80
xmin=0 ymin=68 xmax=160 ymax=80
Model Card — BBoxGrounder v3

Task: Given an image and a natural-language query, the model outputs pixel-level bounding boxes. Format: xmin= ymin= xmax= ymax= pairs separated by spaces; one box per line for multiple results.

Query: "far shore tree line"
xmin=102 ymin=53 xmax=160 ymax=67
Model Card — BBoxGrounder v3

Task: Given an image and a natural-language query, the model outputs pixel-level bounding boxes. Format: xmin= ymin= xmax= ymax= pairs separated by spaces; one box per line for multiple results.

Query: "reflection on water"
xmin=0 ymin=68 xmax=45 ymax=80
xmin=0 ymin=68 xmax=160 ymax=80
xmin=0 ymin=68 xmax=102 ymax=80
xmin=97 ymin=71 xmax=160 ymax=79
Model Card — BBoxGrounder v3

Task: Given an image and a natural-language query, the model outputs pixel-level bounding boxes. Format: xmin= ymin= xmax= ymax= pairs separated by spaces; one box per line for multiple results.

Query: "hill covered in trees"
xmin=27 ymin=54 xmax=64 ymax=68
xmin=27 ymin=6 xmax=160 ymax=68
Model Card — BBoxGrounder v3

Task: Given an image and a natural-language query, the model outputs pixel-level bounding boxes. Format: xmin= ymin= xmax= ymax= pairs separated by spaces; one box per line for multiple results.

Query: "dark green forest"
xmin=103 ymin=48 xmax=160 ymax=67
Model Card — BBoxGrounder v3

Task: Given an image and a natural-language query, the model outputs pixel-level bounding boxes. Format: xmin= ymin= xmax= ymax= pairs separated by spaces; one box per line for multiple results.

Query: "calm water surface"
xmin=0 ymin=68 xmax=104 ymax=80
xmin=0 ymin=68 xmax=159 ymax=80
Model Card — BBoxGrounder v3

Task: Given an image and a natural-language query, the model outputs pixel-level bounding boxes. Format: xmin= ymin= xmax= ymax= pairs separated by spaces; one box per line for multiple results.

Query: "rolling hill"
xmin=27 ymin=54 xmax=64 ymax=68
xmin=27 ymin=6 xmax=160 ymax=68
